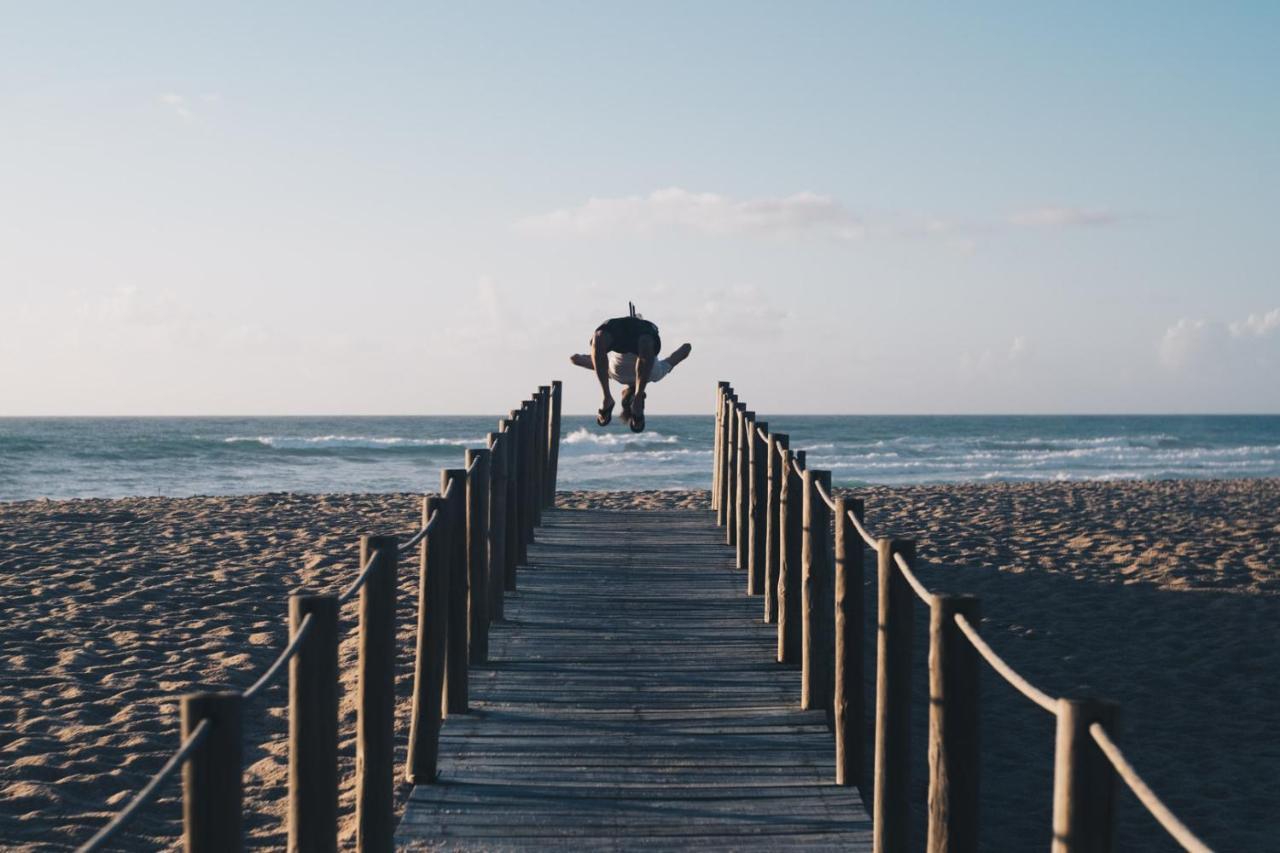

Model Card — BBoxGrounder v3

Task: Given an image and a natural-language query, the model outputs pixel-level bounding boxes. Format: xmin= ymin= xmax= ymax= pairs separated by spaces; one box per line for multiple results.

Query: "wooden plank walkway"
xmin=396 ymin=508 xmax=872 ymax=851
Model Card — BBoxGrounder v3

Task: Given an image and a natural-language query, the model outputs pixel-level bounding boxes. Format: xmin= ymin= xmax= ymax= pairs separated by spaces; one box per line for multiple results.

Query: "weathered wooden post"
xmin=441 ymin=469 xmax=468 ymax=715
xmin=927 ymin=594 xmax=981 ymax=853
xmin=521 ymin=400 xmax=537 ymax=546
xmin=736 ymin=408 xmax=753 ymax=570
xmin=500 ymin=417 xmax=519 ymax=590
xmin=874 ymin=537 xmax=916 ymax=853
xmin=765 ymin=433 xmax=788 ymax=623
xmin=464 ymin=448 xmax=491 ymax=664
xmin=181 ymin=691 xmax=243 ymax=852
xmin=713 ymin=383 xmax=728 ymax=511
xmin=547 ymin=380 xmax=562 ymax=504
xmin=487 ymin=432 xmax=508 ymax=622
xmin=1052 ymin=699 xmax=1120 ymax=853
xmin=532 ymin=388 xmax=549 ymax=524
xmin=406 ymin=495 xmax=449 ymax=785
xmin=288 ymin=592 xmax=338 ymax=852
xmin=356 ymin=535 xmax=397 ymax=853
xmin=833 ymin=497 xmax=865 ymax=788
xmin=747 ymin=420 xmax=768 ymax=596
xmin=719 ymin=392 xmax=734 ymax=528
xmin=801 ymin=469 xmax=833 ymax=711
xmin=509 ymin=408 xmax=529 ymax=563
xmin=777 ymin=448 xmax=805 ymax=663
xmin=724 ymin=396 xmax=738 ymax=542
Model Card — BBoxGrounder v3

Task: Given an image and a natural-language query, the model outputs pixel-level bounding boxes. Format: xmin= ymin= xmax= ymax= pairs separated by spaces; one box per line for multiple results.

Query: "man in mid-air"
xmin=573 ymin=307 xmax=690 ymax=432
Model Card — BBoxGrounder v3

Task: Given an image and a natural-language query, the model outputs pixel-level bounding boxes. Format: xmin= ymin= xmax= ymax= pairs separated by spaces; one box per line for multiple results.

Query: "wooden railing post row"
xmin=764 ymin=432 xmax=788 ymax=623
xmin=927 ymin=593 xmax=981 ymax=853
xmin=355 ymin=534 xmax=398 ymax=853
xmin=288 ymin=591 xmax=339 ymax=852
xmin=735 ymin=408 xmax=753 ymax=570
xmin=1052 ymin=698 xmax=1120 ymax=853
xmin=874 ymin=537 xmax=916 ymax=853
xmin=546 ymin=380 xmax=562 ymax=505
xmin=441 ymin=469 xmax=468 ymax=715
xmin=833 ymin=497 xmax=865 ymax=788
xmin=487 ymin=432 xmax=508 ymax=622
xmin=747 ymin=420 xmax=768 ymax=596
xmin=801 ymin=468 xmax=833 ymax=711
xmin=464 ymin=448 xmax=491 ymax=664
xmin=500 ymin=416 xmax=519 ymax=591
xmin=181 ymin=691 xmax=243 ymax=852
xmin=777 ymin=448 xmax=805 ymax=663
xmin=407 ymin=495 xmax=449 ymax=785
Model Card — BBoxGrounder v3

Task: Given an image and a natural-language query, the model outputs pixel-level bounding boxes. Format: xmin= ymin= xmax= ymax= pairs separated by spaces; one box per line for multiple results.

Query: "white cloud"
xmin=518 ymin=187 xmax=864 ymax=241
xmin=158 ymin=93 xmax=194 ymax=121
xmin=1009 ymin=206 xmax=1120 ymax=228
xmin=1228 ymin=307 xmax=1280 ymax=338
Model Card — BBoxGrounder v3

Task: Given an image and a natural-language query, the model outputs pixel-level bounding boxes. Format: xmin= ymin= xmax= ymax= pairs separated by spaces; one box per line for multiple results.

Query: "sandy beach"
xmin=1 ymin=480 xmax=1277 ymax=850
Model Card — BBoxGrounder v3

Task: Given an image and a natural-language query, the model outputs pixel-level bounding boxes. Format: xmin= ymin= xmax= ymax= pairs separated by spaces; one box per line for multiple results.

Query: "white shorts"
xmin=609 ymin=352 xmax=672 ymax=385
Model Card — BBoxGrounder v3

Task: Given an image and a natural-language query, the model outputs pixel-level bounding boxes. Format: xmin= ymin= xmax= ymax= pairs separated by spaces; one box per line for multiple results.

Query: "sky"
xmin=2 ymin=2 xmax=1277 ymax=416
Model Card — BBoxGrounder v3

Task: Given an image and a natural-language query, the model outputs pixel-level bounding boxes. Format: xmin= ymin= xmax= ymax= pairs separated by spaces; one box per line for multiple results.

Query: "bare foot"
xmin=597 ymin=397 xmax=615 ymax=426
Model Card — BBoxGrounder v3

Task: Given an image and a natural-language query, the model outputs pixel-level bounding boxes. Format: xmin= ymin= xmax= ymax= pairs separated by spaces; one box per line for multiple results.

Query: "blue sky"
xmin=2 ymin=2 xmax=1277 ymax=414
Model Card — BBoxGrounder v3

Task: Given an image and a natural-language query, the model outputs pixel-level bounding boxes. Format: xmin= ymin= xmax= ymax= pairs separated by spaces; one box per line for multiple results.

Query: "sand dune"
xmin=0 ymin=480 xmax=1276 ymax=850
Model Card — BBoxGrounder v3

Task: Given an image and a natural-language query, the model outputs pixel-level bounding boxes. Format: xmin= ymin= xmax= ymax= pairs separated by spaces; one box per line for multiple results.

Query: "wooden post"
xmin=407 ymin=495 xmax=449 ymax=784
xmin=874 ymin=538 xmax=915 ymax=853
xmin=736 ymin=409 xmax=753 ymax=570
xmin=181 ymin=691 xmax=243 ymax=853
xmin=487 ymin=432 xmax=508 ymax=623
xmin=509 ymin=408 xmax=528 ymax=562
xmin=834 ymin=497 xmax=865 ymax=788
xmin=712 ymin=383 xmax=727 ymax=511
xmin=502 ymin=417 xmax=520 ymax=590
xmin=777 ymin=447 xmax=799 ymax=663
xmin=927 ymin=594 xmax=981 ymax=853
xmin=1052 ymin=699 xmax=1120 ymax=853
xmin=521 ymin=400 xmax=537 ymax=546
xmin=719 ymin=392 xmax=734 ymax=528
xmin=356 ymin=535 xmax=397 ymax=853
xmin=464 ymin=448 xmax=491 ymax=664
xmin=801 ymin=469 xmax=833 ymax=711
xmin=532 ymin=388 xmax=548 ymax=523
xmin=547 ymin=380 xmax=562 ymax=505
xmin=724 ymin=396 xmax=738 ymax=543
xmin=288 ymin=592 xmax=338 ymax=852
xmin=747 ymin=420 xmax=768 ymax=596
xmin=765 ymin=433 xmax=788 ymax=623
xmin=441 ymin=469 xmax=468 ymax=715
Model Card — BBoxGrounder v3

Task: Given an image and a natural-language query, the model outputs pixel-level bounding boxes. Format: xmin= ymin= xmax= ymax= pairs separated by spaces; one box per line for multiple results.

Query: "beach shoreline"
xmin=2 ymin=480 xmax=1277 ymax=849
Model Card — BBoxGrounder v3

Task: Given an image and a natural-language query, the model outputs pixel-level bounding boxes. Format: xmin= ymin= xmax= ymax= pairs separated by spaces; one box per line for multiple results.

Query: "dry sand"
xmin=1 ymin=480 xmax=1277 ymax=850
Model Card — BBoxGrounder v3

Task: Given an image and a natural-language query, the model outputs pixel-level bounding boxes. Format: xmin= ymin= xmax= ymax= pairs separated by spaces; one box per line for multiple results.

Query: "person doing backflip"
xmin=578 ymin=304 xmax=690 ymax=433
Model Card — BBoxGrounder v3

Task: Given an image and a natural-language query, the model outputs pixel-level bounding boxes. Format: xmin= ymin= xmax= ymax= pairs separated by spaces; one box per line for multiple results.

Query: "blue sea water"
xmin=1 ymin=414 xmax=1278 ymax=501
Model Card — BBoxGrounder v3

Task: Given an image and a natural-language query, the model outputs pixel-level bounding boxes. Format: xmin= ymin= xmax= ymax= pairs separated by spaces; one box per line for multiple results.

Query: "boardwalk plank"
xmin=395 ymin=508 xmax=872 ymax=851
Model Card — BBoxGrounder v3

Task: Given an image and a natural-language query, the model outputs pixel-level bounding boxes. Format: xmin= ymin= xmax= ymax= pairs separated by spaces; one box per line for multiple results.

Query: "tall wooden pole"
xmin=713 ymin=383 xmax=728 ymax=511
xmin=801 ymin=469 xmax=833 ymax=711
xmin=501 ymin=417 xmax=519 ymax=590
xmin=764 ymin=433 xmax=788 ymax=623
xmin=464 ymin=448 xmax=490 ymax=664
xmin=547 ymin=380 xmax=562 ymax=504
xmin=747 ymin=420 xmax=768 ymax=596
xmin=777 ymin=447 xmax=802 ymax=664
xmin=1052 ymin=699 xmax=1120 ymax=853
xmin=736 ymin=409 xmax=753 ymax=570
xmin=288 ymin=592 xmax=338 ymax=852
xmin=927 ymin=595 xmax=981 ymax=853
xmin=487 ymin=432 xmax=508 ymax=623
xmin=355 ymin=535 xmax=397 ymax=853
xmin=833 ymin=497 xmax=865 ymax=788
xmin=874 ymin=538 xmax=915 ymax=853
xmin=724 ymin=396 xmax=738 ymax=543
xmin=181 ymin=691 xmax=243 ymax=853
xmin=441 ymin=469 xmax=468 ymax=715
xmin=407 ymin=496 xmax=448 ymax=785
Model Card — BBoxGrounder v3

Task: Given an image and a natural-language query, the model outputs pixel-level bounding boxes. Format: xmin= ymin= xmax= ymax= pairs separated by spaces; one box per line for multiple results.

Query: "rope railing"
xmin=1089 ymin=723 xmax=1214 ymax=853
xmin=74 ymin=380 xmax=565 ymax=851
xmin=710 ymin=380 xmax=1215 ymax=852
xmin=241 ymin=613 xmax=315 ymax=701
xmin=953 ymin=612 xmax=1057 ymax=713
xmin=75 ymin=719 xmax=212 ymax=853
xmin=892 ymin=550 xmax=934 ymax=604
xmin=847 ymin=508 xmax=878 ymax=549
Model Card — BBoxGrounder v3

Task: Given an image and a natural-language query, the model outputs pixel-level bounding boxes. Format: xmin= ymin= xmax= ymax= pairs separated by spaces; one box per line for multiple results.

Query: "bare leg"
xmin=630 ymin=334 xmax=657 ymax=431
xmin=591 ymin=329 xmax=615 ymax=425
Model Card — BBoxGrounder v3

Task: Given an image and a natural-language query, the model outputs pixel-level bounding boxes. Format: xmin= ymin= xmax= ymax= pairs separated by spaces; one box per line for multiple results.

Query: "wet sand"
xmin=1 ymin=480 xmax=1277 ymax=850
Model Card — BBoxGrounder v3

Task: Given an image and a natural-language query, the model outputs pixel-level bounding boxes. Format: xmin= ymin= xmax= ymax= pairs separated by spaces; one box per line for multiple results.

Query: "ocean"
xmin=1 ymin=414 xmax=1279 ymax=501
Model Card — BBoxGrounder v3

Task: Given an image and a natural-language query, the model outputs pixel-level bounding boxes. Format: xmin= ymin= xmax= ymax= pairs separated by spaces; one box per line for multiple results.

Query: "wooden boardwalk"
xmin=396 ymin=508 xmax=872 ymax=851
